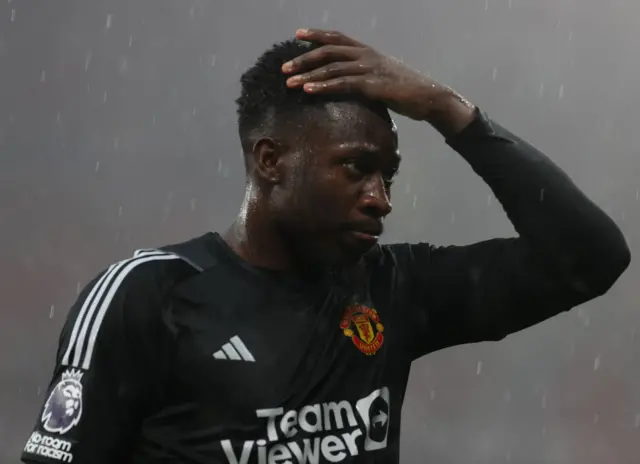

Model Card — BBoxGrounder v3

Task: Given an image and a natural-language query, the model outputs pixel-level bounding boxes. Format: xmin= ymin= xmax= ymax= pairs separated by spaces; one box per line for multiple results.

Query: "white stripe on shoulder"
xmin=134 ymin=248 xmax=156 ymax=257
xmin=61 ymin=250 xmax=180 ymax=368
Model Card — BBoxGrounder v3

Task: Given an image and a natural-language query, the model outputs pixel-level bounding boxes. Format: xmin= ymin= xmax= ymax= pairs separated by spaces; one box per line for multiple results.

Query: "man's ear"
xmin=252 ymin=137 xmax=285 ymax=184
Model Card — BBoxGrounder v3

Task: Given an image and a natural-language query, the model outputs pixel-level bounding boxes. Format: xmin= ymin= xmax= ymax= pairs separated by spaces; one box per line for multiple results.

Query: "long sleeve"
xmin=449 ymin=108 xmax=630 ymax=295
xmin=388 ymin=109 xmax=630 ymax=358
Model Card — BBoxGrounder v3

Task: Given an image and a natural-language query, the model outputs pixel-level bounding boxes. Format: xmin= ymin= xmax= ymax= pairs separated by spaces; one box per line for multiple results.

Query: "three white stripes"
xmin=61 ymin=250 xmax=180 ymax=370
xmin=213 ymin=335 xmax=255 ymax=362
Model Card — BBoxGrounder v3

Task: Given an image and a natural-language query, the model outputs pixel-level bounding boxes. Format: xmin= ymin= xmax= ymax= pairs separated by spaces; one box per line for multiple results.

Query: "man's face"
xmin=273 ymin=102 xmax=400 ymax=266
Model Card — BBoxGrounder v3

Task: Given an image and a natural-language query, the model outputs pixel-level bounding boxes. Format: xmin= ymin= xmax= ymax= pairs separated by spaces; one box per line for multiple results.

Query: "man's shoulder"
xmin=103 ymin=249 xmax=198 ymax=293
xmin=82 ymin=233 xmax=219 ymax=307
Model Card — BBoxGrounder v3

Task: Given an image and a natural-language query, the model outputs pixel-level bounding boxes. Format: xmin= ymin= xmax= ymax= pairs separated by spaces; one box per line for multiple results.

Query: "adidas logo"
xmin=213 ymin=335 xmax=255 ymax=362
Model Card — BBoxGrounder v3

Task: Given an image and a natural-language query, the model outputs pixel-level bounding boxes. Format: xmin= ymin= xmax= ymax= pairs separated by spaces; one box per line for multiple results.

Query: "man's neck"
xmin=222 ymin=212 xmax=296 ymax=271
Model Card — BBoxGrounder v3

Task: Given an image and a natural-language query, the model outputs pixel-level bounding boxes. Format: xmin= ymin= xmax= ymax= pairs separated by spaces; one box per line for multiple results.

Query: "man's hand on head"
xmin=282 ymin=28 xmax=476 ymax=136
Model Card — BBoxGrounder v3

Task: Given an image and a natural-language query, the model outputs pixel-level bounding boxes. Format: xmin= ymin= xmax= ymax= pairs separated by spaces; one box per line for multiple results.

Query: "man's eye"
xmin=344 ymin=161 xmax=363 ymax=175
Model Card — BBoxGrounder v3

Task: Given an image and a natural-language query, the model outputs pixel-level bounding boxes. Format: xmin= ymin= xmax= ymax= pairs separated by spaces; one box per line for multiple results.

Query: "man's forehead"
xmin=311 ymin=101 xmax=397 ymax=142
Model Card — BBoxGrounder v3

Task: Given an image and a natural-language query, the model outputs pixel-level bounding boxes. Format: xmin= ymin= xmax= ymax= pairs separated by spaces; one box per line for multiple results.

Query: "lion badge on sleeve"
xmin=41 ymin=369 xmax=84 ymax=434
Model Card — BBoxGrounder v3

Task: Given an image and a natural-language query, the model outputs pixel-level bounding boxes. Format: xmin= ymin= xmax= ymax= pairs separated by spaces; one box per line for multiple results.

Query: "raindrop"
xmin=558 ymin=85 xmax=564 ymax=100
xmin=492 ymin=67 xmax=497 ymax=81
xmin=103 ymin=91 xmax=108 ymax=103
xmin=129 ymin=35 xmax=134 ymax=47
xmin=593 ymin=413 xmax=599 ymax=425
xmin=49 ymin=305 xmax=55 ymax=319
xmin=634 ymin=413 xmax=640 ymax=428
xmin=539 ymin=188 xmax=545 ymax=202
xmin=476 ymin=361 xmax=482 ymax=375
xmin=508 ymin=0 xmax=511 ymax=8
xmin=370 ymin=17 xmax=377 ymax=29
xmin=541 ymin=394 xmax=547 ymax=409
xmin=504 ymin=389 xmax=511 ymax=402
xmin=593 ymin=355 xmax=601 ymax=371
xmin=450 ymin=212 xmax=455 ymax=223
xmin=538 ymin=82 xmax=544 ymax=98
xmin=211 ymin=54 xmax=217 ymax=67
xmin=189 ymin=6 xmax=195 ymax=19
xmin=322 ymin=10 xmax=329 ymax=23
xmin=487 ymin=194 xmax=492 ymax=206
xmin=56 ymin=111 xmax=61 ymax=122
xmin=568 ymin=30 xmax=573 ymax=41
xmin=113 ymin=136 xmax=120 ymax=150
xmin=505 ymin=451 xmax=511 ymax=462
xmin=429 ymin=389 xmax=436 ymax=400
xmin=37 ymin=386 xmax=41 ymax=396
xmin=105 ymin=14 xmax=113 ymax=30
xmin=95 ymin=161 xmax=100 ymax=173
xmin=278 ymin=0 xmax=285 ymax=9
xmin=404 ymin=183 xmax=411 ymax=194
xmin=85 ymin=52 xmax=92 ymax=71
xmin=217 ymin=159 xmax=223 ymax=173
xmin=40 ymin=70 xmax=46 ymax=83
xmin=10 ymin=9 xmax=15 ymax=22
xmin=119 ymin=57 xmax=128 ymax=74
xmin=76 ymin=282 xmax=82 ymax=295
xmin=118 ymin=205 xmax=123 ymax=217
xmin=484 ymin=0 xmax=489 ymax=11
xmin=192 ymin=107 xmax=197 ymax=116
xmin=412 ymin=195 xmax=417 ymax=210
xmin=621 ymin=211 xmax=625 ymax=222
xmin=162 ymin=202 xmax=173 ymax=224
xmin=190 ymin=198 xmax=197 ymax=210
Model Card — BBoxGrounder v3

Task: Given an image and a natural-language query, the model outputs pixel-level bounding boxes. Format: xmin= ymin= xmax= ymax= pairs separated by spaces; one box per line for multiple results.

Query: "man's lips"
xmin=348 ymin=230 xmax=379 ymax=242
xmin=344 ymin=223 xmax=383 ymax=242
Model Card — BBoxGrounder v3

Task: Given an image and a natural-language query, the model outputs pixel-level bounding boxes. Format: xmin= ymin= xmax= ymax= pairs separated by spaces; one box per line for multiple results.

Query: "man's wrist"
xmin=422 ymin=87 xmax=476 ymax=139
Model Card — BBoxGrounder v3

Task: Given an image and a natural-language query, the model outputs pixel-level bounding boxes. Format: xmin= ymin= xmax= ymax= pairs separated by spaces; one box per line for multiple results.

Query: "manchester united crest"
xmin=340 ymin=304 xmax=384 ymax=355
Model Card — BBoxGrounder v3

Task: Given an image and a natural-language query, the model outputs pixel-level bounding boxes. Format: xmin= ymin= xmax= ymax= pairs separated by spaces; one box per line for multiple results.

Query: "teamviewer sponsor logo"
xmin=221 ymin=387 xmax=390 ymax=464
xmin=24 ymin=431 xmax=74 ymax=463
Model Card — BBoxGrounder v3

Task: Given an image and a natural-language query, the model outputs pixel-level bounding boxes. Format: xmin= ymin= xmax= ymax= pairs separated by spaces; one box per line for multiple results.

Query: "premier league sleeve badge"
xmin=40 ymin=368 xmax=84 ymax=435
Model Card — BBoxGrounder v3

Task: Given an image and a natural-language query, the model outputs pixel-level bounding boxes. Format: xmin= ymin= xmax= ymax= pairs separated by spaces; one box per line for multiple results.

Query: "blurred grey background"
xmin=1 ymin=0 xmax=639 ymax=462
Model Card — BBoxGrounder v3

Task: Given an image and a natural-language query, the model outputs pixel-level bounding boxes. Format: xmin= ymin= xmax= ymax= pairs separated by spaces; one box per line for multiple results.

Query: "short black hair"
xmin=236 ymin=39 xmax=386 ymax=153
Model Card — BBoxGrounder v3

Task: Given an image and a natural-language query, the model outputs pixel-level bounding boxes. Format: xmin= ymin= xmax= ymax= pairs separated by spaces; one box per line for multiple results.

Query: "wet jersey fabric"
xmin=21 ymin=110 xmax=629 ymax=464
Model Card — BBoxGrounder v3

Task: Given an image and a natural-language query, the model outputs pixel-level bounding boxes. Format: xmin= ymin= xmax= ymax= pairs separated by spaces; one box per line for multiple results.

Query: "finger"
xmin=295 ymin=28 xmax=364 ymax=47
xmin=282 ymin=45 xmax=360 ymax=74
xmin=302 ymin=76 xmax=366 ymax=95
xmin=286 ymin=62 xmax=370 ymax=88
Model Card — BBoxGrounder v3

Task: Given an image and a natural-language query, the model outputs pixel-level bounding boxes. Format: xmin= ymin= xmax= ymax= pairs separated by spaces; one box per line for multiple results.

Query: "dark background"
xmin=1 ymin=0 xmax=639 ymax=462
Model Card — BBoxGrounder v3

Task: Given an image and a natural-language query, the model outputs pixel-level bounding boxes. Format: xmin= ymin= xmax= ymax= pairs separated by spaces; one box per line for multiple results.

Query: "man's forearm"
xmin=446 ymin=109 xmax=630 ymax=295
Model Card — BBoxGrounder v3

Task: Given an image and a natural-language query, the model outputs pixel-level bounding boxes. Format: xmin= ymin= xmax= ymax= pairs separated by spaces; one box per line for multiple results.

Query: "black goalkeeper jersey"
xmin=21 ymin=111 xmax=629 ymax=464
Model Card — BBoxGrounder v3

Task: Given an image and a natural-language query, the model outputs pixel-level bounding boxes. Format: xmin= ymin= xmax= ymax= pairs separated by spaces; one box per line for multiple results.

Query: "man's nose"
xmin=360 ymin=177 xmax=393 ymax=218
